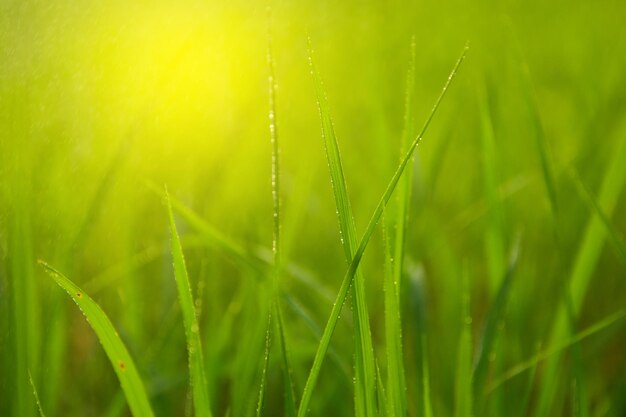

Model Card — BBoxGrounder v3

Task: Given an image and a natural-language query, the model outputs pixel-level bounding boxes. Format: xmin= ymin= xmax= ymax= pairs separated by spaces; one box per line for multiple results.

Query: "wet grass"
xmin=1 ymin=1 xmax=626 ymax=416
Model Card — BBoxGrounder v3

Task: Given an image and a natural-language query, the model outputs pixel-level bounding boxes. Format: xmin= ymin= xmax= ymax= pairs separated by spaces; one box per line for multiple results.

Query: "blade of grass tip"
xmin=472 ymin=238 xmax=520 ymax=408
xmin=454 ymin=266 xmax=473 ymax=417
xmin=267 ymin=35 xmax=298 ymax=417
xmin=536 ymin=133 xmax=626 ymax=417
xmin=516 ymin=43 xmax=559 ymax=219
xmin=383 ymin=37 xmax=416 ymax=417
xmin=38 ymin=261 xmax=154 ymax=417
xmin=148 ymin=181 xmax=265 ymax=273
xmin=477 ymin=83 xmax=506 ymax=295
xmin=487 ymin=308 xmax=626 ymax=392
xmin=166 ymin=189 xmax=213 ymax=417
xmin=308 ymin=38 xmax=377 ymax=417
xmin=28 ymin=370 xmax=46 ymax=417
xmin=297 ymin=43 xmax=469 ymax=417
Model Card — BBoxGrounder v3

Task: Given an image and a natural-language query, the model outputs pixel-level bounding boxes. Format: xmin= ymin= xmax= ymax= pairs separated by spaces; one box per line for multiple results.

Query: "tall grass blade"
xmin=166 ymin=190 xmax=213 ymax=417
xmin=297 ymin=44 xmax=468 ymax=417
xmin=39 ymin=261 xmax=154 ymax=417
xmin=308 ymin=38 xmax=378 ymax=417
xmin=382 ymin=38 xmax=416 ymax=417
xmin=28 ymin=370 xmax=46 ymax=417
xmin=536 ymin=134 xmax=626 ymax=417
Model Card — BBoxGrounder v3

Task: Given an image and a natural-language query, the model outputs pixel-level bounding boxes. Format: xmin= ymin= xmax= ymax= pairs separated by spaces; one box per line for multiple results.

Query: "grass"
xmin=1 ymin=2 xmax=626 ymax=417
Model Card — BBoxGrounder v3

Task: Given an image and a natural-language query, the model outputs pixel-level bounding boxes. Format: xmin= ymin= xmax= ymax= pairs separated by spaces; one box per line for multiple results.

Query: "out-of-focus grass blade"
xmin=28 ymin=370 xmax=45 ymax=417
xmin=515 ymin=342 xmax=541 ymax=417
xmin=565 ymin=293 xmax=590 ymax=417
xmin=473 ymin=238 xmax=520 ymax=407
xmin=297 ymin=44 xmax=468 ymax=417
xmin=454 ymin=269 xmax=473 ymax=417
xmin=569 ymin=168 xmax=626 ymax=262
xmin=488 ymin=308 xmax=626 ymax=391
xmin=519 ymin=56 xmax=559 ymax=219
xmin=39 ymin=261 xmax=154 ymax=417
xmin=536 ymin=134 xmax=626 ymax=417
xmin=166 ymin=190 xmax=213 ymax=417
xmin=308 ymin=38 xmax=377 ymax=417
xmin=421 ymin=335 xmax=434 ymax=417
xmin=477 ymin=84 xmax=506 ymax=294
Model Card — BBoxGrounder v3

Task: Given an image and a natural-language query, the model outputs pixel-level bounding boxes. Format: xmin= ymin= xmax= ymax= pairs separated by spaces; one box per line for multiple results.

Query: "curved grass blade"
xmin=28 ymin=370 xmax=46 ymax=417
xmin=297 ymin=44 xmax=468 ymax=417
xmin=166 ymin=190 xmax=213 ymax=417
xmin=39 ymin=261 xmax=154 ymax=417
xmin=487 ymin=308 xmax=626 ymax=392
xmin=308 ymin=38 xmax=377 ymax=417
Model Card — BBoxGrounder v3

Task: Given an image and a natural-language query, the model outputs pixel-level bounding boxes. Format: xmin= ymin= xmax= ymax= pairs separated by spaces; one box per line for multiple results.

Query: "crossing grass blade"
xmin=536 ymin=134 xmax=626 ymax=417
xmin=166 ymin=190 xmax=213 ymax=417
xmin=39 ymin=261 xmax=155 ymax=417
xmin=569 ymin=168 xmax=626 ymax=262
xmin=308 ymin=38 xmax=378 ymax=417
xmin=487 ymin=308 xmax=626 ymax=392
xmin=28 ymin=370 xmax=46 ymax=417
xmin=297 ymin=44 xmax=468 ymax=417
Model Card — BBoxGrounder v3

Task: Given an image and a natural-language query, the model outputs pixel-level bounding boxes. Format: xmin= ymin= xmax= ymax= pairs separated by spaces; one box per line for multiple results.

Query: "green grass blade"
xmin=308 ymin=38 xmax=378 ymax=417
xmin=488 ymin=308 xmax=626 ymax=391
xmin=256 ymin=310 xmax=272 ymax=417
xmin=382 ymin=38 xmax=416 ymax=417
xmin=472 ymin=239 xmax=520 ymax=406
xmin=536 ymin=134 xmax=626 ymax=417
xmin=28 ymin=370 xmax=46 ymax=417
xmin=569 ymin=168 xmax=626 ymax=262
xmin=297 ymin=44 xmax=468 ymax=417
xmin=477 ymin=84 xmax=506 ymax=294
xmin=39 ymin=261 xmax=154 ymax=417
xmin=166 ymin=190 xmax=213 ymax=417
xmin=454 ymin=268 xmax=473 ymax=417
xmin=421 ymin=335 xmax=434 ymax=417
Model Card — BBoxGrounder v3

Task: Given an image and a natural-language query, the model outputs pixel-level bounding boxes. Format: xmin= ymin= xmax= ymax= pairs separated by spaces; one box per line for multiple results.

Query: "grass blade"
xmin=166 ymin=190 xmax=213 ymax=417
xmin=472 ymin=239 xmax=520 ymax=407
xmin=308 ymin=38 xmax=377 ymax=417
xmin=39 ymin=261 xmax=154 ymax=417
xmin=256 ymin=310 xmax=272 ymax=417
xmin=28 ymin=370 xmax=46 ymax=417
xmin=297 ymin=44 xmax=468 ymax=417
xmin=536 ymin=134 xmax=626 ymax=417
xmin=382 ymin=38 xmax=416 ymax=417
xmin=488 ymin=308 xmax=626 ymax=391
xmin=477 ymin=84 xmax=506 ymax=294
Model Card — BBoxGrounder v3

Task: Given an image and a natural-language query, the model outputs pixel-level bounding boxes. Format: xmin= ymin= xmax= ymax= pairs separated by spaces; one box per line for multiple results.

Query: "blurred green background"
xmin=1 ymin=0 xmax=625 ymax=416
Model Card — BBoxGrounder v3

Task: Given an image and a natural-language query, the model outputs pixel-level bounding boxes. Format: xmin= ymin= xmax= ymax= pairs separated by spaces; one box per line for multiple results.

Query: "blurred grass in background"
xmin=1 ymin=0 xmax=625 ymax=416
